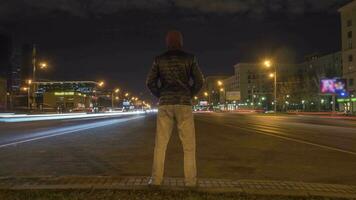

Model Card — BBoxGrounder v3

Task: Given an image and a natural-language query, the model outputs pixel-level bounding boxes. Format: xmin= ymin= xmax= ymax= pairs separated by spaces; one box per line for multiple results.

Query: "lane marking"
xmin=197 ymin=118 xmax=356 ymax=156
xmin=0 ymin=116 xmax=144 ymax=149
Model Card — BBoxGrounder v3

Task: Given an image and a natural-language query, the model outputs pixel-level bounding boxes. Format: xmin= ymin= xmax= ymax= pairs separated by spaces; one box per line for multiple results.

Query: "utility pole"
xmin=111 ymin=92 xmax=115 ymax=109
xmin=274 ymin=70 xmax=277 ymax=113
xmin=263 ymin=60 xmax=277 ymax=113
xmin=32 ymin=44 xmax=37 ymax=110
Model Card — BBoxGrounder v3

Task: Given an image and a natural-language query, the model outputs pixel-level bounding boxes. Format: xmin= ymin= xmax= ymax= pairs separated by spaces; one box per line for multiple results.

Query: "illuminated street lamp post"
xmin=26 ymin=80 xmax=32 ymax=109
xmin=217 ymin=80 xmax=226 ymax=109
xmin=22 ymin=87 xmax=30 ymax=110
xmin=98 ymin=81 xmax=105 ymax=87
xmin=112 ymin=88 xmax=120 ymax=109
xmin=31 ymin=44 xmax=49 ymax=110
xmin=204 ymin=92 xmax=209 ymax=104
xmin=264 ymin=60 xmax=277 ymax=113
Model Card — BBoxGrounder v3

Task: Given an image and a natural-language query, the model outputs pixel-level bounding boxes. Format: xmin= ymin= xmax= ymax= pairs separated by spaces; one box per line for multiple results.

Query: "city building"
xmin=223 ymin=75 xmax=239 ymax=92
xmin=228 ymin=52 xmax=342 ymax=111
xmin=233 ymin=63 xmax=300 ymax=110
xmin=298 ymin=52 xmax=343 ymax=111
xmin=198 ymin=75 xmax=229 ymax=106
xmin=10 ymin=48 xmax=22 ymax=93
xmin=20 ymin=44 xmax=33 ymax=85
xmin=32 ymin=81 xmax=100 ymax=112
xmin=221 ymin=75 xmax=240 ymax=110
xmin=0 ymin=32 xmax=12 ymax=111
xmin=339 ymin=1 xmax=356 ymax=112
xmin=0 ymin=78 xmax=7 ymax=111
xmin=301 ymin=52 xmax=342 ymax=80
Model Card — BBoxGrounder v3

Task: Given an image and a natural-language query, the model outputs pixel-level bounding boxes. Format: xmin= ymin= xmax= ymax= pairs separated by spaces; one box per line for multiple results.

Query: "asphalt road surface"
xmin=0 ymin=112 xmax=355 ymax=185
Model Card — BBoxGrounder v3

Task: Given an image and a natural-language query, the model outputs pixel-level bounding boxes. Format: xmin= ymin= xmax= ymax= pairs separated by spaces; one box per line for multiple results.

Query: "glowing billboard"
xmin=320 ymin=79 xmax=347 ymax=95
xmin=199 ymin=101 xmax=208 ymax=106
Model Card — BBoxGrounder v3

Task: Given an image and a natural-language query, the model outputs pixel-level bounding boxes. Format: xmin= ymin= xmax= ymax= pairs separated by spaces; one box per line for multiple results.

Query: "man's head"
xmin=166 ymin=30 xmax=183 ymax=50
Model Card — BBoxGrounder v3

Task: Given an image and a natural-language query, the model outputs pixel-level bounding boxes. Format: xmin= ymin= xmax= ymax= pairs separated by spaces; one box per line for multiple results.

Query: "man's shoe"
xmin=148 ymin=177 xmax=161 ymax=188
xmin=185 ymin=181 xmax=197 ymax=188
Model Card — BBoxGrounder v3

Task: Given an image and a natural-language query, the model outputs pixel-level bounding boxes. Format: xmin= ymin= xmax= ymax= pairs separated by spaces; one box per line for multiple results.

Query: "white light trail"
xmin=0 ymin=111 xmax=147 ymax=123
xmin=0 ymin=116 xmax=144 ymax=149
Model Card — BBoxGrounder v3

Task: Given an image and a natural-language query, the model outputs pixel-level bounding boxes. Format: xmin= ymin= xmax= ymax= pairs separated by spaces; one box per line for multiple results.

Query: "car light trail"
xmin=0 ymin=111 xmax=147 ymax=123
xmin=0 ymin=115 xmax=144 ymax=149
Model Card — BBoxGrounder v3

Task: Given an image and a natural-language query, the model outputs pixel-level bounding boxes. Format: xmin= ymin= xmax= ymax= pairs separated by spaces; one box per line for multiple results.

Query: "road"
xmin=0 ymin=112 xmax=355 ymax=185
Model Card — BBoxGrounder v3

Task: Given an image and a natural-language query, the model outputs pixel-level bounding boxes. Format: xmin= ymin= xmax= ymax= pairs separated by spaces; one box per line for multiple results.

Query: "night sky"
xmin=0 ymin=0 xmax=352 ymax=98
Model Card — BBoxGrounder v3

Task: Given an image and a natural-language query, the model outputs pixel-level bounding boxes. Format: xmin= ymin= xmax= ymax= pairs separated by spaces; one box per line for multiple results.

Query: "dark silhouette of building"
xmin=0 ymin=32 xmax=12 ymax=110
xmin=0 ymin=32 xmax=12 ymax=89
xmin=20 ymin=44 xmax=33 ymax=85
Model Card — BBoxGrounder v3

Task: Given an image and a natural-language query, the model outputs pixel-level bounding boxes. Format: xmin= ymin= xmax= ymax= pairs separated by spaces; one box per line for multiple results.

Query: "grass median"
xmin=0 ymin=189 xmax=351 ymax=200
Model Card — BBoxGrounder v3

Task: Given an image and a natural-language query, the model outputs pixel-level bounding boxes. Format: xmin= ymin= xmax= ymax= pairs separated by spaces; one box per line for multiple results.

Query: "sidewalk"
xmin=0 ymin=176 xmax=355 ymax=199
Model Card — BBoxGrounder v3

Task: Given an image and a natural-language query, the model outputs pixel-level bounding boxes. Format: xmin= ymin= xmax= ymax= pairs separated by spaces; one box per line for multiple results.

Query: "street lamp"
xmin=204 ymin=92 xmax=211 ymax=105
xmin=31 ymin=58 xmax=48 ymax=110
xmin=22 ymin=87 xmax=30 ymax=110
xmin=264 ymin=60 xmax=272 ymax=68
xmin=98 ymin=81 xmax=105 ymax=87
xmin=264 ymin=60 xmax=277 ymax=113
xmin=39 ymin=62 xmax=48 ymax=69
xmin=112 ymin=88 xmax=120 ymax=108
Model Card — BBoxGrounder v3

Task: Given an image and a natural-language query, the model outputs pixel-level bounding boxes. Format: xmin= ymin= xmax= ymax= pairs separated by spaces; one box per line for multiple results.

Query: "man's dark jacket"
xmin=146 ymin=49 xmax=204 ymax=105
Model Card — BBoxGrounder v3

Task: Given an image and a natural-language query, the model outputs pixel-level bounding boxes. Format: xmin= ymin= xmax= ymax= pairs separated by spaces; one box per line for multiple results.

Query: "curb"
xmin=0 ymin=176 xmax=355 ymax=199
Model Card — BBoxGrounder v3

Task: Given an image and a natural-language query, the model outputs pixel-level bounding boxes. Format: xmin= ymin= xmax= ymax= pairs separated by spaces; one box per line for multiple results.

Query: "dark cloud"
xmin=0 ymin=0 xmax=349 ymax=98
xmin=0 ymin=0 xmax=351 ymax=22
xmin=175 ymin=0 xmax=351 ymax=15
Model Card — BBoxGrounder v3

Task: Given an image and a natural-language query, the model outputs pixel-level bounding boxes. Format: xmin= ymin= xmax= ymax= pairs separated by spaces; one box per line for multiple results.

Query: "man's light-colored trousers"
xmin=151 ymin=105 xmax=197 ymax=185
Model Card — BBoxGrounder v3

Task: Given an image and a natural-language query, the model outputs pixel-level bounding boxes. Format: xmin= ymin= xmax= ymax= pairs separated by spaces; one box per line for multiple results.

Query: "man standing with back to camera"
xmin=146 ymin=30 xmax=204 ymax=187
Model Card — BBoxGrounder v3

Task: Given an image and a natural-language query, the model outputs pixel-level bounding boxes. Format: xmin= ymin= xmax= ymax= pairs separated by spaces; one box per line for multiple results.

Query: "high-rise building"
xmin=0 ymin=77 xmax=7 ymax=110
xmin=340 ymin=1 xmax=356 ymax=90
xmin=20 ymin=44 xmax=33 ymax=85
xmin=0 ymin=32 xmax=12 ymax=110
xmin=10 ymin=48 xmax=22 ymax=93
xmin=0 ymin=32 xmax=12 ymax=87
xmin=339 ymin=1 xmax=356 ymax=112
